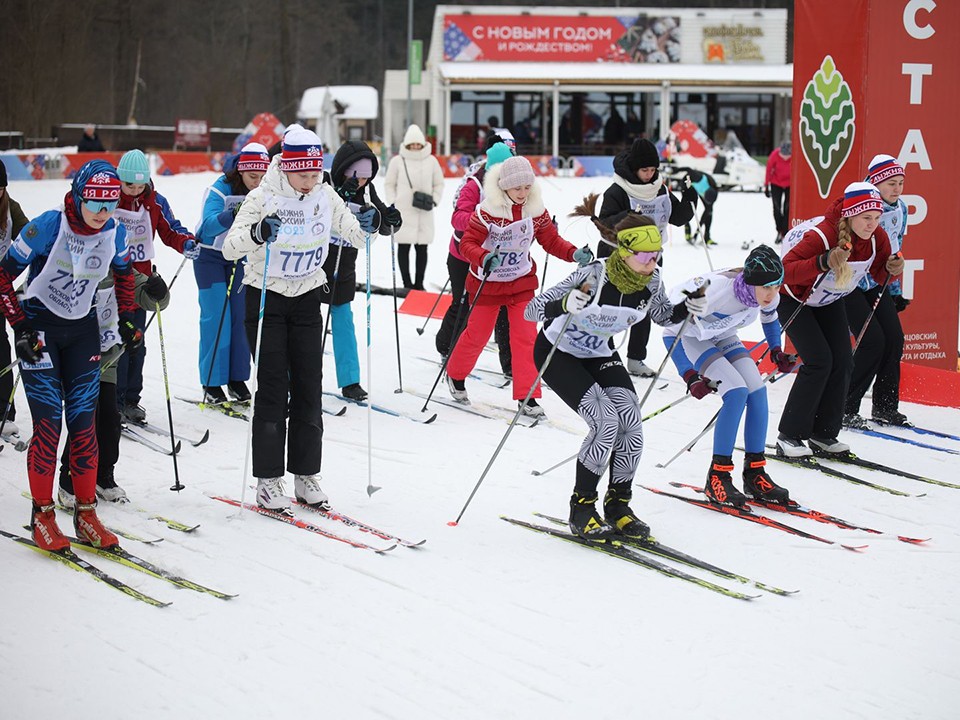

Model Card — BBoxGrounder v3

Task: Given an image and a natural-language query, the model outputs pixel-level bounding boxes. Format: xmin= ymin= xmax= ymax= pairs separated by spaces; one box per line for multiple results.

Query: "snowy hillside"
xmin=1 ymin=172 xmax=958 ymax=720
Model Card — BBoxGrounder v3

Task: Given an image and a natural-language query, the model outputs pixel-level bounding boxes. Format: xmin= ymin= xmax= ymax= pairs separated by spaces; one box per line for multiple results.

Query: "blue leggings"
xmin=194 ymin=250 xmax=250 ymax=387
xmin=330 ymin=302 xmax=360 ymax=389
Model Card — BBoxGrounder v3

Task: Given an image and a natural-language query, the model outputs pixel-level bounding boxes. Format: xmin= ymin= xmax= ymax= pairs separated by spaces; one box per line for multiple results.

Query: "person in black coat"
xmin=597 ymin=138 xmax=698 ymax=376
xmin=322 ymin=140 xmax=401 ymax=400
xmin=77 ymin=124 xmax=105 ymax=152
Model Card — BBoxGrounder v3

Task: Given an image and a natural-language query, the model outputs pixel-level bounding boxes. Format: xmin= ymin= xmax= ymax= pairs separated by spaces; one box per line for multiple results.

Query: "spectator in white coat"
xmin=385 ymin=124 xmax=444 ymax=290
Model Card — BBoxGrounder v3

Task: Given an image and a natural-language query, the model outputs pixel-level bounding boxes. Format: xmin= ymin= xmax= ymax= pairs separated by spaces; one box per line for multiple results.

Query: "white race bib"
xmin=553 ymin=305 xmax=646 ymax=358
xmin=471 ymin=216 xmax=534 ymax=283
xmin=96 ymin=287 xmax=120 ymax=351
xmin=265 ymin=193 xmax=332 ymax=280
xmin=0 ymin=210 xmax=12 ymax=259
xmin=114 ymin=205 xmax=154 ymax=262
xmin=628 ymin=192 xmax=672 ymax=236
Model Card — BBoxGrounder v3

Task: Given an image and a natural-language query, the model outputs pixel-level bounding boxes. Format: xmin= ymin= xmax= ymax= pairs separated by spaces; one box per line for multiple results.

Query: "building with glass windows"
xmin=382 ymin=5 xmax=791 ymax=162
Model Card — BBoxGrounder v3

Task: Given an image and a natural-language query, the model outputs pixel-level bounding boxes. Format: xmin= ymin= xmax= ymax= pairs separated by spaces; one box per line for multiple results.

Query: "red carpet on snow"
xmin=398 ymin=289 xmax=452 ymax=318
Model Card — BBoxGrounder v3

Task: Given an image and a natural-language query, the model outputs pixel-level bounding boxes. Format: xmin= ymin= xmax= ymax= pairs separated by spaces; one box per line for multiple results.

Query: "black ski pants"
xmin=777 ymin=295 xmax=852 ymax=440
xmin=844 ymin=287 xmax=903 ymax=416
xmin=245 ymin=287 xmax=324 ymax=478
xmin=771 ymin=185 xmax=790 ymax=237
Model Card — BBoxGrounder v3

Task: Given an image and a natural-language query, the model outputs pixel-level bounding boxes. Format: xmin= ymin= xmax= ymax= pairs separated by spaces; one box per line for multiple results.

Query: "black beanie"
xmin=743 ymin=244 xmax=784 ymax=286
xmin=627 ymin=139 xmax=661 ymax=172
xmin=0 ymin=159 xmax=7 ymax=187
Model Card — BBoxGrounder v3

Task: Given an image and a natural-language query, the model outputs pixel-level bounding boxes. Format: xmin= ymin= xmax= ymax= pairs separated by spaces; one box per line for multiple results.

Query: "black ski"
xmin=123 ymin=419 xmax=210 ymax=447
xmin=68 ymin=537 xmax=236 ymax=599
xmin=501 ymin=516 xmax=760 ymax=600
xmin=0 ymin=528 xmax=170 ymax=607
xmin=640 ymin=485 xmax=868 ymax=551
xmin=121 ymin=425 xmax=182 ymax=456
xmin=765 ymin=445 xmax=917 ymax=497
xmin=533 ymin=513 xmax=796 ymax=595
xmin=811 ymin=448 xmax=960 ymax=490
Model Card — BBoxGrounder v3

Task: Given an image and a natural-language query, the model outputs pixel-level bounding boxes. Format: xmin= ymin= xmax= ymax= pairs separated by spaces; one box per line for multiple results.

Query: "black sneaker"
xmin=569 ymin=493 xmax=615 ymax=540
xmin=872 ymin=409 xmax=913 ymax=427
xmin=227 ymin=381 xmax=251 ymax=403
xmin=203 ymin=386 xmax=228 ymax=405
xmin=842 ymin=413 xmax=870 ymax=430
xmin=742 ymin=452 xmax=790 ymax=504
xmin=122 ymin=402 xmax=146 ymax=424
xmin=603 ymin=486 xmax=650 ymax=540
xmin=703 ymin=455 xmax=747 ymax=507
xmin=341 ymin=383 xmax=368 ymax=401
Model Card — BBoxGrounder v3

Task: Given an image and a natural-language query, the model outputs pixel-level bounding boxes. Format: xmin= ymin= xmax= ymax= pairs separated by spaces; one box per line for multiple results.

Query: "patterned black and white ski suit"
xmin=525 ymin=261 xmax=687 ymax=496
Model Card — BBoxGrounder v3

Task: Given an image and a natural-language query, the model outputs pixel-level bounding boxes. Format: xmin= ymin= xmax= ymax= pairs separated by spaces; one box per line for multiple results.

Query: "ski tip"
xmin=195 ymin=429 xmax=211 ymax=446
xmin=841 ymin=543 xmax=870 ymax=552
xmin=375 ymin=543 xmax=398 ymax=554
xmin=898 ymin=536 xmax=931 ymax=544
xmin=423 ymin=413 xmax=438 ymax=424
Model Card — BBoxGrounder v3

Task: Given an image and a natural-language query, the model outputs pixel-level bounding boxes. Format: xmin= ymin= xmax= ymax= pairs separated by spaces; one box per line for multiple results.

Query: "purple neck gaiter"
xmin=733 ymin=272 xmax=758 ymax=308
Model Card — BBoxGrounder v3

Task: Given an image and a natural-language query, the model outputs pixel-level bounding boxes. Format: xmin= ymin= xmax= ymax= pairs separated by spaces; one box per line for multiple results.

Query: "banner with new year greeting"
xmin=792 ymin=0 xmax=959 ymax=371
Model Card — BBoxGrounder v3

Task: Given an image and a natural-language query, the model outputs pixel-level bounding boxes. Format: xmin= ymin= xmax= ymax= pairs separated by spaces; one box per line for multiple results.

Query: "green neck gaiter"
xmin=605 ymin=252 xmax=653 ymax=294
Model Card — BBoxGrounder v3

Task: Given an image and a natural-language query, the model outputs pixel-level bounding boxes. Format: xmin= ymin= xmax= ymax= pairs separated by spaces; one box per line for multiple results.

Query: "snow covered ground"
xmin=2 ymin=172 xmax=958 ymax=720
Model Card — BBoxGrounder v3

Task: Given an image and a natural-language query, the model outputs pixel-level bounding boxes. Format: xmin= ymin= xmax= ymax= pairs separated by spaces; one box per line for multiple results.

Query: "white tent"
xmin=297 ymin=85 xmax=379 ymax=148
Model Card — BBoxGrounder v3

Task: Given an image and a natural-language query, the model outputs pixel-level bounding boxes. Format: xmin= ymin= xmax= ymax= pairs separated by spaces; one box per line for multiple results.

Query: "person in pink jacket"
xmin=765 ymin=141 xmax=792 ymax=243
xmin=445 ymin=156 xmax=593 ymax=418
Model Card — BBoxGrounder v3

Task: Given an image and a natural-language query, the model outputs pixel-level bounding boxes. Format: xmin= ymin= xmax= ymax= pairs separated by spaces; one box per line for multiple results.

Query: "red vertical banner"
xmin=863 ymin=0 xmax=960 ymax=370
xmin=792 ymin=0 xmax=960 ymax=371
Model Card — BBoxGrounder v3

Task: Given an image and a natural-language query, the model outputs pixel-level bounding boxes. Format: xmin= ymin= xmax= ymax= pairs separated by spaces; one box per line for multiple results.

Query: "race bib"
xmin=473 ymin=216 xmax=534 ymax=283
xmin=265 ymin=193 xmax=332 ymax=280
xmin=96 ymin=287 xmax=120 ymax=351
xmin=114 ymin=205 xmax=154 ymax=262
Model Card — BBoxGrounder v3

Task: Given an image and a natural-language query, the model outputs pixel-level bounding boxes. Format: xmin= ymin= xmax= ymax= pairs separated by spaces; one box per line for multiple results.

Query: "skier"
xmin=436 ymin=138 xmax=515 ymax=376
xmin=194 ymin=142 xmax=268 ymax=404
xmin=0 ymin=161 xmax=30 ymax=440
xmin=322 ymin=139 xmax=402 ymax=401
xmin=680 ymin=168 xmax=719 ymax=246
xmin=58 ymin=268 xmax=170 ymax=505
xmin=598 ymin=137 xmax=698 ymax=377
xmin=446 ymin=155 xmax=593 ymax=418
xmin=776 ymin=182 xmax=903 ymax=458
xmin=524 ymin=194 xmax=702 ymax=539
xmin=0 ymin=160 xmax=141 ymax=550
xmin=113 ymin=149 xmax=201 ymax=424
xmin=843 ymin=155 xmax=911 ymax=428
xmin=664 ymin=245 xmax=798 ymax=507
xmin=223 ymin=126 xmax=369 ymax=511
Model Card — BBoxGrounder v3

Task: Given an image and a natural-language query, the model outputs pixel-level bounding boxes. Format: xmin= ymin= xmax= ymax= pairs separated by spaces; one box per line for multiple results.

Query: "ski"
xmin=416 ymin=356 xmax=511 ymax=389
xmin=639 ymin=485 xmax=868 ymax=551
xmin=844 ymin=425 xmax=957 ymax=455
xmin=668 ymin=482 xmax=929 ymax=545
xmin=177 ymin=396 xmax=249 ymax=421
xmin=121 ymin=425 xmax=182 ymax=456
xmin=501 ymin=517 xmax=760 ymax=600
xmin=810 ymin=448 xmax=959 ymax=490
xmin=405 ymin=390 xmax=540 ymax=428
xmin=0 ymin=528 xmax=171 ymax=607
xmin=123 ymin=419 xmax=210 ymax=448
xmin=68 ymin=537 xmax=236 ymax=599
xmin=765 ymin=446 xmax=916 ymax=497
xmin=289 ymin=498 xmax=426 ymax=548
xmin=131 ymin=510 xmax=200 ymax=533
xmin=533 ymin=513 xmax=796 ymax=595
xmin=322 ymin=401 xmax=347 ymax=417
xmin=870 ymin=418 xmax=960 ymax=443
xmin=322 ymin=391 xmax=437 ymax=424
xmin=209 ymin=496 xmax=397 ymax=553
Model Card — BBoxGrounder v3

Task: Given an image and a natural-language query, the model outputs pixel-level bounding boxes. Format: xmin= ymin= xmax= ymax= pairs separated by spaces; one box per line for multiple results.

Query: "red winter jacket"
xmin=459 ymin=169 xmax=576 ymax=306
xmin=118 ymin=185 xmax=195 ymax=275
xmin=448 ymin=168 xmax=484 ymax=262
xmin=765 ymin=149 xmax=791 ymax=188
xmin=781 ymin=197 xmax=892 ymax=302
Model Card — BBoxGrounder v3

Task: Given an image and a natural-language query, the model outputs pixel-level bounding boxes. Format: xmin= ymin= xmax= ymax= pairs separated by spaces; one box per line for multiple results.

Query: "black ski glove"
xmin=144 ymin=271 xmax=168 ymax=302
xmin=14 ymin=324 xmax=43 ymax=364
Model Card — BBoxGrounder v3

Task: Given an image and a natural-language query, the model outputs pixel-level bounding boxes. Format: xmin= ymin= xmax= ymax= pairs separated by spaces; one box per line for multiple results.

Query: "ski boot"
xmin=776 ymin=433 xmax=812 ymax=458
xmin=341 ymin=383 xmax=368 ymax=402
xmin=446 ymin=374 xmax=469 ymax=403
xmin=203 ymin=386 xmax=228 ymax=404
xmin=626 ymin=359 xmax=655 ymax=377
xmin=872 ymin=409 xmax=913 ymax=427
xmin=742 ymin=452 xmax=790 ymax=504
xmin=74 ymin=499 xmax=119 ymax=549
xmin=603 ymin=485 xmax=650 ymax=540
xmin=96 ymin=472 xmax=129 ymax=504
xmin=256 ymin=477 xmax=291 ymax=511
xmin=842 ymin=413 xmax=870 ymax=430
xmin=809 ymin=436 xmax=850 ymax=456
xmin=518 ymin=398 xmax=545 ymax=419
xmin=31 ymin=501 xmax=70 ymax=552
xmin=703 ymin=454 xmax=747 ymax=508
xmin=294 ymin=474 xmax=330 ymax=510
xmin=227 ymin=381 xmax=251 ymax=403
xmin=122 ymin=402 xmax=146 ymax=425
xmin=568 ymin=492 xmax=615 ymax=540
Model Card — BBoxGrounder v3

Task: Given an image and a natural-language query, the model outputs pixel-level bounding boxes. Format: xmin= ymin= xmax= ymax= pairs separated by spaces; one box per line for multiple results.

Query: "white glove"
xmin=684 ymin=293 xmax=708 ymax=316
xmin=562 ymin=289 xmax=591 ymax=315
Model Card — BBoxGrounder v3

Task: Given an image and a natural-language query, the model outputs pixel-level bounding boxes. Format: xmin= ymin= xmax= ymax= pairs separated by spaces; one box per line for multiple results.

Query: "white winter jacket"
xmin=223 ymin=156 xmax=367 ymax=297
xmin=384 ymin=124 xmax=445 ymax=246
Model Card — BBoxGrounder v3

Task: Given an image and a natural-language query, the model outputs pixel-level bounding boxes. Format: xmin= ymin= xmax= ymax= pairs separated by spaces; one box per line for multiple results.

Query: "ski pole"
xmin=420 ymin=245 xmax=500 ymax=412
xmin=319 ymin=244 xmax=344 ymax=358
xmin=852 ymin=262 xmax=896 ymax=356
xmin=451 ymin=267 xmax=600 ymax=524
xmin=0 ymin=356 xmax=17 ymax=380
xmin=154 ymin=306 xmax=183 ymax=492
xmin=202 ymin=261 xmax=238 ymax=391
xmin=0 ymin=371 xmax=21 ymax=438
xmin=238 ymin=243 xmax=271 ymax=511
xmin=365 ymin=233 xmax=380 ymax=496
xmin=416 ymin=276 xmax=450 ymax=336
xmin=637 ymin=310 xmax=695 ymax=410
xmin=389 ymin=225 xmax=403 ymax=394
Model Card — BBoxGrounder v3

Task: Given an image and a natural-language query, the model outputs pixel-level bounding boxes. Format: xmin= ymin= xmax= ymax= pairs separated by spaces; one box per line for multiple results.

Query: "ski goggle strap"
xmin=616 ymin=225 xmax=662 ymax=258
